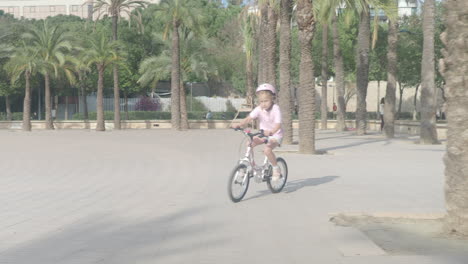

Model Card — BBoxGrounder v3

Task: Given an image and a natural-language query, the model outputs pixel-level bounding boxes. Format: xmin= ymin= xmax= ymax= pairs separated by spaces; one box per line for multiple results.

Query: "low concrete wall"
xmin=0 ymin=120 xmax=448 ymax=139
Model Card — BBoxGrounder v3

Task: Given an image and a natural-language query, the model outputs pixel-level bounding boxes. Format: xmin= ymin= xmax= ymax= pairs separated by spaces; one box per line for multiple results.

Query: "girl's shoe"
xmin=272 ymin=167 xmax=281 ymax=181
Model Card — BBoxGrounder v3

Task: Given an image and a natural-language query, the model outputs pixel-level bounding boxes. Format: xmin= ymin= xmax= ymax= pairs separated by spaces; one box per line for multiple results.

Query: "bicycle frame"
xmin=237 ymin=130 xmax=270 ymax=182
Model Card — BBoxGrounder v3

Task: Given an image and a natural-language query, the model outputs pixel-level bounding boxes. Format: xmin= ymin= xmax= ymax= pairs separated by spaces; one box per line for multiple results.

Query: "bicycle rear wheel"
xmin=267 ymin=157 xmax=288 ymax=193
xmin=228 ymin=164 xmax=250 ymax=203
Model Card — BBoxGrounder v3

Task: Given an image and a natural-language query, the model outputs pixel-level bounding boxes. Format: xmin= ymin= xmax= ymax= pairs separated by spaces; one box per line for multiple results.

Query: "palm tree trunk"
xmin=442 ymin=0 xmax=468 ymax=236
xmin=22 ymin=71 xmax=32 ymax=131
xmin=65 ymin=96 xmax=69 ymax=120
xmin=413 ymin=84 xmax=420 ymax=120
xmin=265 ymin=4 xmax=278 ymax=87
xmin=397 ymin=83 xmax=404 ymax=118
xmin=279 ymin=0 xmax=293 ymax=145
xmin=112 ymin=14 xmax=121 ymax=130
xmin=257 ymin=4 xmax=268 ymax=85
xmin=171 ymin=19 xmax=181 ymax=130
xmin=355 ymin=9 xmax=370 ymax=135
xmin=420 ymin=0 xmax=438 ymax=144
xmin=124 ymin=91 xmax=129 ymax=120
xmin=246 ymin=55 xmax=255 ymax=107
xmin=321 ymin=23 xmax=329 ymax=130
xmin=79 ymin=73 xmax=89 ymax=120
xmin=113 ymin=65 xmax=121 ymax=129
xmin=5 ymin=95 xmax=12 ymax=121
xmin=180 ymin=82 xmax=189 ymax=130
xmin=384 ymin=18 xmax=398 ymax=138
xmin=96 ymin=65 xmax=105 ymax=131
xmin=44 ymin=72 xmax=54 ymax=129
xmin=297 ymin=0 xmax=316 ymax=154
xmin=332 ymin=14 xmax=346 ymax=132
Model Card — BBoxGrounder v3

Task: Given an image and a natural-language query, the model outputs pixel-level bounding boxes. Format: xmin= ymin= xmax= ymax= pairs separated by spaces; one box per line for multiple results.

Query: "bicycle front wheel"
xmin=267 ymin=157 xmax=288 ymax=193
xmin=228 ymin=164 xmax=250 ymax=203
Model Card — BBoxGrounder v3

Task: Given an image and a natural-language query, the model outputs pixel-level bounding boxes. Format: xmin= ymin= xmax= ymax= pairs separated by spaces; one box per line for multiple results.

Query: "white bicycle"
xmin=228 ymin=128 xmax=288 ymax=203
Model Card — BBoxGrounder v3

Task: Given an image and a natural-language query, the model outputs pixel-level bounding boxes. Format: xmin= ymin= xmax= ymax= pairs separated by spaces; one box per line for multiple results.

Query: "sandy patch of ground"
xmin=331 ymin=214 xmax=468 ymax=257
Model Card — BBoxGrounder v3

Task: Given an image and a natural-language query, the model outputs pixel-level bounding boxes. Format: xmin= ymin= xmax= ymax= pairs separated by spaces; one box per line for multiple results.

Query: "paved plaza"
xmin=0 ymin=129 xmax=466 ymax=264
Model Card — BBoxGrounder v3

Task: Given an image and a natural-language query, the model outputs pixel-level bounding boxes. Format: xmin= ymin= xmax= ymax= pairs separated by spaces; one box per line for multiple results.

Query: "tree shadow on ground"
xmin=283 ymin=176 xmax=339 ymax=193
xmin=319 ymin=138 xmax=389 ymax=152
xmin=331 ymin=214 xmax=468 ymax=261
xmin=244 ymin=176 xmax=339 ymax=201
xmin=0 ymin=206 xmax=227 ymax=264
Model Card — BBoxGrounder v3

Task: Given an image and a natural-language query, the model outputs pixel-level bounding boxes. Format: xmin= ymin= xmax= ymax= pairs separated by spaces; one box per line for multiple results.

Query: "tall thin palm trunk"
xmin=297 ymin=0 xmax=316 ymax=154
xmin=321 ymin=23 xmax=328 ymax=130
xmin=124 ymin=91 xmax=129 ymax=120
xmin=44 ymin=72 xmax=54 ymax=129
xmin=257 ymin=4 xmax=268 ymax=85
xmin=413 ymin=84 xmax=420 ymax=120
xmin=112 ymin=14 xmax=121 ymax=130
xmin=279 ymin=0 xmax=293 ymax=144
xmin=265 ymin=4 xmax=278 ymax=87
xmin=79 ymin=72 xmax=89 ymax=120
xmin=442 ymin=0 xmax=468 ymax=236
xmin=332 ymin=14 xmax=346 ymax=131
xmin=171 ymin=19 xmax=181 ymax=130
xmin=246 ymin=55 xmax=255 ymax=107
xmin=180 ymin=82 xmax=189 ymax=130
xmin=22 ymin=71 xmax=32 ymax=131
xmin=355 ymin=9 xmax=370 ymax=135
xmin=5 ymin=95 xmax=12 ymax=121
xmin=420 ymin=0 xmax=438 ymax=144
xmin=96 ymin=65 xmax=105 ymax=131
xmin=384 ymin=17 xmax=398 ymax=138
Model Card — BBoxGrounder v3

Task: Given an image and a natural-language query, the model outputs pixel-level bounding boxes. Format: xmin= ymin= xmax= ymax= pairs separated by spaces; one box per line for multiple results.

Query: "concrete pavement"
xmin=0 ymin=129 xmax=464 ymax=264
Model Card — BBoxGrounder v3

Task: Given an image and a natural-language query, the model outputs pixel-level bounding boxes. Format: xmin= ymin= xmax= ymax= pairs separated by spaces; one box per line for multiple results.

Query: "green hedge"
xmin=0 ymin=112 xmax=24 ymax=120
xmin=0 ymin=111 xmax=424 ymax=121
xmin=71 ymin=111 xmax=248 ymax=120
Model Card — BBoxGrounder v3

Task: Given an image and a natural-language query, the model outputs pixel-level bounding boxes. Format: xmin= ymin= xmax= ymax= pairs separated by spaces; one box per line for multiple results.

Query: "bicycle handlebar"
xmin=233 ymin=128 xmax=269 ymax=144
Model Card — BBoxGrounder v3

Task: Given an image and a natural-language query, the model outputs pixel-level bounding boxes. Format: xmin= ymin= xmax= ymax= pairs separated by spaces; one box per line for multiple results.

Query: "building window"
xmin=411 ymin=7 xmax=417 ymax=15
xmin=8 ymin=7 xmax=14 ymax=13
xmin=50 ymin=6 xmax=55 ymax=12
xmin=30 ymin=6 xmax=36 ymax=13
xmin=71 ymin=5 xmax=79 ymax=12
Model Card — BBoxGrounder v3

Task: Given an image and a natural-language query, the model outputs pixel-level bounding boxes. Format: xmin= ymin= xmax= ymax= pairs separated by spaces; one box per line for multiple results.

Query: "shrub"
xmin=187 ymin=96 xmax=208 ymax=112
xmin=225 ymin=99 xmax=237 ymax=112
xmin=135 ymin=96 xmax=161 ymax=111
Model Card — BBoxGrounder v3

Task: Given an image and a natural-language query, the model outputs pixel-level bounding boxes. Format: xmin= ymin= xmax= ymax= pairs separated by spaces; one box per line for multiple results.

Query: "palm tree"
xmin=154 ymin=0 xmax=201 ymax=130
xmin=240 ymin=9 xmax=257 ymax=108
xmin=263 ymin=0 xmax=279 ymax=87
xmin=93 ymin=0 xmax=147 ymax=130
xmin=297 ymin=0 xmax=316 ymax=154
xmin=441 ymin=0 xmax=468 ymax=236
xmin=24 ymin=21 xmax=73 ymax=130
xmin=355 ymin=4 xmax=370 ymax=135
xmin=383 ymin=0 xmax=398 ymax=138
xmin=278 ymin=0 xmax=293 ymax=144
xmin=315 ymin=0 xmax=347 ymax=131
xmin=0 ymin=26 xmax=14 ymax=121
xmin=86 ymin=32 xmax=125 ymax=131
xmin=74 ymin=53 xmax=92 ymax=121
xmin=4 ymin=42 xmax=40 ymax=131
xmin=139 ymin=32 xmax=217 ymax=126
xmin=419 ymin=0 xmax=438 ymax=144
xmin=320 ymin=23 xmax=329 ymax=130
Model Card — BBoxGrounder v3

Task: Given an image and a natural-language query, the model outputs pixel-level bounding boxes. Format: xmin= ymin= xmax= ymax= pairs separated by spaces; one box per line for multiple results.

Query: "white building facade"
xmin=398 ymin=0 xmax=419 ymax=17
xmin=0 ymin=0 xmax=160 ymax=20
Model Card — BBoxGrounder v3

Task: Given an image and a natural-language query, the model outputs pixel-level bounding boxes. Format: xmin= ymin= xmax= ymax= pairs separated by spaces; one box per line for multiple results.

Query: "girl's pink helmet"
xmin=256 ymin=83 xmax=276 ymax=95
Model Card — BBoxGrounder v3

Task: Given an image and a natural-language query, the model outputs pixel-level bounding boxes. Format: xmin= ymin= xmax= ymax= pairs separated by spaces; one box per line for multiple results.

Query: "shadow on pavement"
xmin=0 ymin=206 xmax=227 ymax=264
xmin=244 ymin=176 xmax=339 ymax=202
xmin=283 ymin=175 xmax=340 ymax=193
xmin=319 ymin=138 xmax=389 ymax=152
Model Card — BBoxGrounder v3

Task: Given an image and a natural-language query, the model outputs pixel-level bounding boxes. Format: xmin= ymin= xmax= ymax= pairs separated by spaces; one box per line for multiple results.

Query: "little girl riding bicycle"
xmin=231 ymin=83 xmax=283 ymax=181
